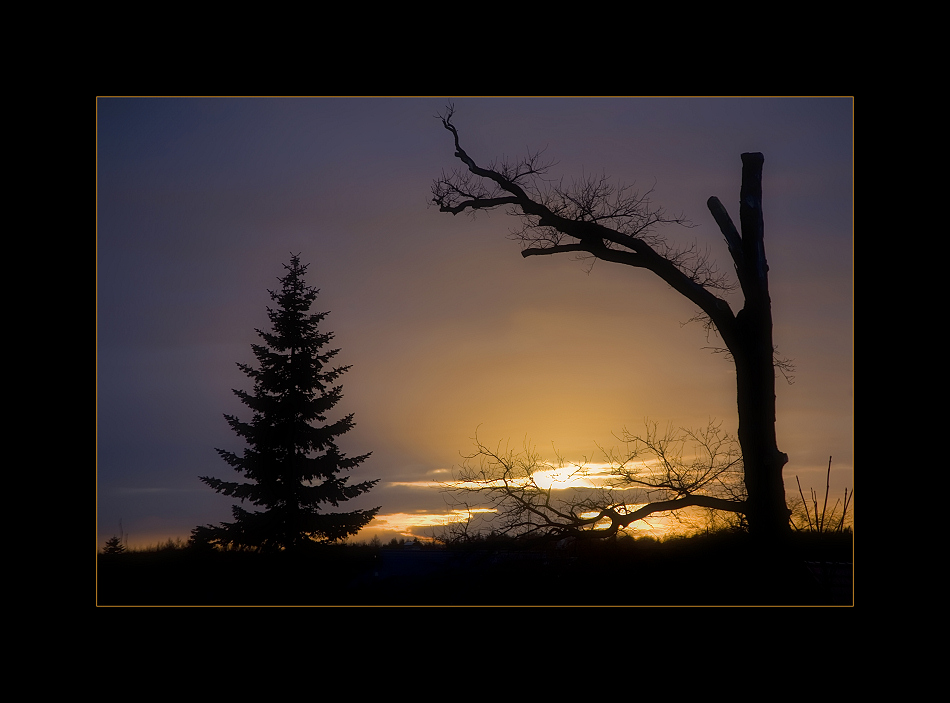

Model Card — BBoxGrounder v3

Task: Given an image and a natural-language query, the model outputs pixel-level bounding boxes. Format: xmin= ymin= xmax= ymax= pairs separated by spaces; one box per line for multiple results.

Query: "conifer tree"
xmin=193 ymin=254 xmax=379 ymax=551
xmin=102 ymin=536 xmax=126 ymax=554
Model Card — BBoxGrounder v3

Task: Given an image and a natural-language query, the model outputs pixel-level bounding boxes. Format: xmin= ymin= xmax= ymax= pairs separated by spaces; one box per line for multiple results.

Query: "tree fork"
xmin=708 ymin=153 xmax=790 ymax=543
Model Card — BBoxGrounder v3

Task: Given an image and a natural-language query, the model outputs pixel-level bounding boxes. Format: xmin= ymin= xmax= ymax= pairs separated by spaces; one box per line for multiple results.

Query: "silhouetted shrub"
xmin=102 ymin=536 xmax=126 ymax=555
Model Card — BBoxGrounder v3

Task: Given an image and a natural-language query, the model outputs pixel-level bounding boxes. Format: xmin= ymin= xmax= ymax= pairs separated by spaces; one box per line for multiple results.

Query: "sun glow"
xmin=448 ymin=459 xmax=669 ymax=492
xmin=363 ymin=452 xmax=706 ymax=541
xmin=529 ymin=462 xmax=619 ymax=490
xmin=367 ymin=509 xmax=496 ymax=534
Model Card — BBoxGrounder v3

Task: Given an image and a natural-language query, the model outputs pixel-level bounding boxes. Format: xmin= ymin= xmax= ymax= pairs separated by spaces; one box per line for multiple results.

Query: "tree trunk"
xmin=730 ymin=153 xmax=790 ymax=543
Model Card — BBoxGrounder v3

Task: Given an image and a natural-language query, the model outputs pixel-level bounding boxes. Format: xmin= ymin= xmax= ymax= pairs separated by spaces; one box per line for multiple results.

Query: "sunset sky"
xmin=96 ymin=97 xmax=853 ymax=548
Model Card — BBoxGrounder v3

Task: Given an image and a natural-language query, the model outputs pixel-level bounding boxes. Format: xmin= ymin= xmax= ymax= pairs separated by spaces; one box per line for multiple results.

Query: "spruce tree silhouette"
xmin=192 ymin=254 xmax=379 ymax=552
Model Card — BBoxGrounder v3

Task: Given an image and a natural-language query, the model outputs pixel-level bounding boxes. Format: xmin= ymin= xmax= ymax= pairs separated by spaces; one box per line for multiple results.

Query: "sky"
xmin=96 ymin=97 xmax=853 ymax=548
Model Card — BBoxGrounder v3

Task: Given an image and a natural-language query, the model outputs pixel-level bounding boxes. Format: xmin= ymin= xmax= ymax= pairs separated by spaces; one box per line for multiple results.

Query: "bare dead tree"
xmin=432 ymin=104 xmax=793 ymax=543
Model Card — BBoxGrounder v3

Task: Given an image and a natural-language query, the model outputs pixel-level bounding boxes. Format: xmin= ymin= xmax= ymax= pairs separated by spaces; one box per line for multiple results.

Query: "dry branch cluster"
xmin=431 ymin=105 xmax=734 ymax=291
xmin=790 ymin=457 xmax=853 ymax=534
xmin=441 ymin=421 xmax=747 ymax=542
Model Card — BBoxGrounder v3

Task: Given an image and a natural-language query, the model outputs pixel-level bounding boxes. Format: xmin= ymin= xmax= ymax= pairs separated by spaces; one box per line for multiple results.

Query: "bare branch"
xmin=706 ymin=196 xmax=744 ymax=271
xmin=440 ymin=421 xmax=747 ymax=542
xmin=431 ymin=106 xmax=741 ymax=340
xmin=773 ymin=347 xmax=796 ymax=385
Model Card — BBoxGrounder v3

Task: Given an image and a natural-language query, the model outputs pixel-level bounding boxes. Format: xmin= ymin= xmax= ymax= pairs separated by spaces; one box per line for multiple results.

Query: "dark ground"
xmin=96 ymin=532 xmax=853 ymax=606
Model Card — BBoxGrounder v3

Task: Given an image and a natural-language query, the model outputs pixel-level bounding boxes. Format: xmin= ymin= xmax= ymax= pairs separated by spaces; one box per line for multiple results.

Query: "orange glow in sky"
xmin=97 ymin=98 xmax=852 ymax=550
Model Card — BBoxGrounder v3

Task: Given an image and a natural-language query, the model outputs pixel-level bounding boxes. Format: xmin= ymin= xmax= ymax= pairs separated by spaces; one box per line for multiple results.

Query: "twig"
xmin=820 ymin=456 xmax=832 ymax=534
xmin=797 ymin=476 xmax=814 ymax=532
